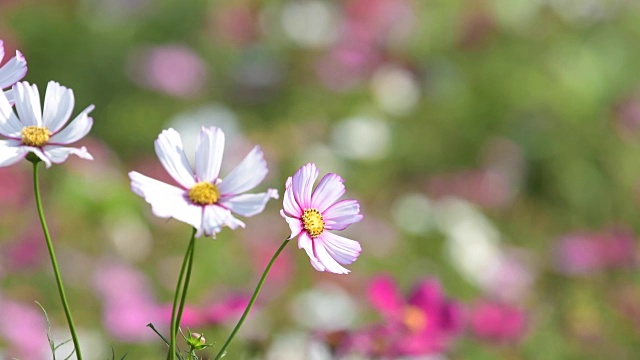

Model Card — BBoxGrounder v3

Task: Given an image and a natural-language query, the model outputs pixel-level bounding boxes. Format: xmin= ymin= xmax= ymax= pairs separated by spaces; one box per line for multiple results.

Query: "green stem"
xmin=213 ymin=238 xmax=290 ymax=360
xmin=168 ymin=228 xmax=197 ymax=360
xmin=32 ymin=161 xmax=83 ymax=360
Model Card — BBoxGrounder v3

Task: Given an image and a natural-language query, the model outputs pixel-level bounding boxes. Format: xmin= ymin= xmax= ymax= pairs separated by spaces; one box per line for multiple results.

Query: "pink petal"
xmin=318 ymin=231 xmax=361 ymax=265
xmin=292 ymin=163 xmax=318 ymax=210
xmin=282 ymin=176 xmax=302 ymax=217
xmin=280 ymin=209 xmax=303 ymax=239
xmin=298 ymin=232 xmax=325 ymax=272
xmin=0 ymin=89 xmax=23 ymax=138
xmin=49 ymin=110 xmax=93 ymax=145
xmin=0 ymin=50 xmax=27 ymax=89
xmin=323 ymin=199 xmax=363 ymax=231
xmin=310 ymin=172 xmax=345 ymax=212
xmin=367 ymin=275 xmax=405 ymax=318
xmin=313 ymin=236 xmax=351 ymax=274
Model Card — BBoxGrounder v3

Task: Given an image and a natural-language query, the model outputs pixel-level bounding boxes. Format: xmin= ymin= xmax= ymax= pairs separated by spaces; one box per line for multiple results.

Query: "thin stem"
xmin=175 ymin=234 xmax=196 ymax=336
xmin=213 ymin=238 xmax=290 ymax=360
xmin=168 ymin=228 xmax=197 ymax=360
xmin=32 ymin=162 xmax=83 ymax=360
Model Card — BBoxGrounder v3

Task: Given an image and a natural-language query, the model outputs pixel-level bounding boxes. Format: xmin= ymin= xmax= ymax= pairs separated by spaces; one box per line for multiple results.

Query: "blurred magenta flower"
xmin=554 ymin=227 xmax=637 ymax=275
xmin=127 ymin=44 xmax=207 ymax=99
xmin=129 ymin=126 xmax=278 ymax=237
xmin=469 ymin=300 xmax=527 ymax=344
xmin=281 ymin=163 xmax=363 ymax=274
xmin=364 ymin=275 xmax=463 ymax=356
xmin=0 ymin=39 xmax=27 ymax=93
xmin=0 ymin=81 xmax=94 ymax=167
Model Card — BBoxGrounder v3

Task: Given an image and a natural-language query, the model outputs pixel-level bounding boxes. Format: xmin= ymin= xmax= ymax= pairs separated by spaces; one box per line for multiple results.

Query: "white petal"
xmin=280 ymin=209 xmax=303 ymax=240
xmin=298 ymin=232 xmax=326 ymax=272
xmin=49 ymin=110 xmax=93 ymax=144
xmin=23 ymin=145 xmax=52 ymax=168
xmin=323 ymin=199 xmax=363 ymax=231
xmin=292 ymin=163 xmax=318 ymax=210
xmin=282 ymin=177 xmax=302 ymax=217
xmin=0 ymin=51 xmax=27 ymax=89
xmin=0 ymin=140 xmax=27 ymax=167
xmin=154 ymin=128 xmax=196 ymax=188
xmin=43 ymin=145 xmax=93 ymax=165
xmin=42 ymin=81 xmax=75 ymax=133
xmin=218 ymin=146 xmax=268 ymax=196
xmin=219 ymin=189 xmax=278 ymax=217
xmin=0 ymin=41 xmax=4 ymax=63
xmin=318 ymin=231 xmax=361 ymax=265
xmin=310 ymin=172 xmax=345 ymax=212
xmin=14 ymin=82 xmax=42 ymax=126
xmin=195 ymin=126 xmax=224 ymax=182
xmin=202 ymin=205 xmax=233 ymax=237
xmin=0 ymin=88 xmax=23 ymax=138
xmin=314 ymin=235 xmax=351 ymax=274
xmin=129 ymin=171 xmax=203 ymax=233
xmin=4 ymin=89 xmax=14 ymax=105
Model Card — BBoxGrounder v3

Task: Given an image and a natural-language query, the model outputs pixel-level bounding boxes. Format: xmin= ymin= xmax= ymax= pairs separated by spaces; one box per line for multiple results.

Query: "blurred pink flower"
xmin=0 ymin=297 xmax=49 ymax=359
xmin=281 ymin=163 xmax=363 ymax=274
xmin=94 ymin=262 xmax=159 ymax=341
xmin=469 ymin=300 xmax=527 ymax=344
xmin=554 ymin=227 xmax=636 ymax=275
xmin=360 ymin=275 xmax=464 ymax=356
xmin=0 ymin=164 xmax=29 ymax=209
xmin=127 ymin=44 xmax=208 ymax=98
xmin=158 ymin=293 xmax=250 ymax=329
xmin=426 ymin=168 xmax=513 ymax=209
xmin=208 ymin=5 xmax=258 ymax=47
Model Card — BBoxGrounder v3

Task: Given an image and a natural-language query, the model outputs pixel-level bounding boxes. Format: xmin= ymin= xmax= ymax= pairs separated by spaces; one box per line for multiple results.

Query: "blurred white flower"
xmin=371 ymin=64 xmax=420 ymax=116
xmin=291 ymin=284 xmax=359 ymax=331
xmin=391 ymin=193 xmax=435 ymax=235
xmin=331 ymin=116 xmax=391 ymax=161
xmin=281 ymin=0 xmax=339 ymax=48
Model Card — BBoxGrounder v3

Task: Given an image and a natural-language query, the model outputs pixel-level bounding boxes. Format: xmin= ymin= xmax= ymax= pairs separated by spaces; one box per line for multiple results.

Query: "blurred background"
xmin=1 ymin=0 xmax=640 ymax=359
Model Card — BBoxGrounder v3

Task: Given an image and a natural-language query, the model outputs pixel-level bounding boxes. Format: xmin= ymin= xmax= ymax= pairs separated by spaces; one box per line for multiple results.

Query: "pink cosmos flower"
xmin=469 ymin=300 xmax=527 ymax=344
xmin=0 ymin=39 xmax=27 ymax=96
xmin=280 ymin=163 xmax=363 ymax=274
xmin=365 ymin=275 xmax=463 ymax=356
xmin=553 ymin=227 xmax=636 ymax=275
xmin=0 ymin=81 xmax=94 ymax=167
xmin=129 ymin=126 xmax=278 ymax=237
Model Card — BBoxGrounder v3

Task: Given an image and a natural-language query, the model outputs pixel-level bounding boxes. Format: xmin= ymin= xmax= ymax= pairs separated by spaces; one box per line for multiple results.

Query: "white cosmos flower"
xmin=129 ymin=126 xmax=279 ymax=237
xmin=0 ymin=81 xmax=94 ymax=168
xmin=0 ymin=40 xmax=28 ymax=103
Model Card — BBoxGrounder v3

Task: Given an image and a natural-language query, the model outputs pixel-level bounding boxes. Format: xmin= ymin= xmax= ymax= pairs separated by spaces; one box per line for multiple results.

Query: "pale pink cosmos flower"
xmin=280 ymin=163 xmax=363 ymax=274
xmin=0 ymin=39 xmax=28 ymax=102
xmin=0 ymin=81 xmax=94 ymax=167
xmin=129 ymin=126 xmax=278 ymax=237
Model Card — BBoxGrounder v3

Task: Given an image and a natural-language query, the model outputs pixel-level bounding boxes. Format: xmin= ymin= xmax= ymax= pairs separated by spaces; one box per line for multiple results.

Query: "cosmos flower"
xmin=129 ymin=126 xmax=278 ymax=237
xmin=0 ymin=81 xmax=94 ymax=168
xmin=280 ymin=163 xmax=363 ymax=274
xmin=364 ymin=275 xmax=463 ymax=356
xmin=0 ymin=40 xmax=28 ymax=99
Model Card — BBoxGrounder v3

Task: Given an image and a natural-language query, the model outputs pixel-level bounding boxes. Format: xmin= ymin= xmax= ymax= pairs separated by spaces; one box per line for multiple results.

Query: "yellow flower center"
xmin=188 ymin=182 xmax=219 ymax=205
xmin=402 ymin=305 xmax=428 ymax=333
xmin=302 ymin=208 xmax=325 ymax=237
xmin=21 ymin=126 xmax=51 ymax=147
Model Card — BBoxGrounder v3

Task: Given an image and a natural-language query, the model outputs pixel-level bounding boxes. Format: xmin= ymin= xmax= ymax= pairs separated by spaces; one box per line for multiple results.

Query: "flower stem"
xmin=168 ymin=228 xmax=197 ymax=360
xmin=32 ymin=161 xmax=83 ymax=360
xmin=213 ymin=238 xmax=290 ymax=360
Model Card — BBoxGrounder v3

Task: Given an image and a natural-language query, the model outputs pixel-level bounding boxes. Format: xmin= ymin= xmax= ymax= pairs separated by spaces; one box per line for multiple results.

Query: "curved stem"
xmin=213 ymin=238 xmax=290 ymax=360
xmin=168 ymin=228 xmax=197 ymax=360
xmin=32 ymin=162 xmax=83 ymax=360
